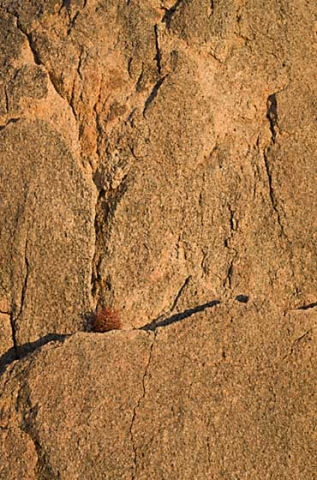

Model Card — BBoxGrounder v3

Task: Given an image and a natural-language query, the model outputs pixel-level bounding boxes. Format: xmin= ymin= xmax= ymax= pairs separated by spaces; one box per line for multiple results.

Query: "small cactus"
xmin=92 ymin=307 xmax=122 ymax=332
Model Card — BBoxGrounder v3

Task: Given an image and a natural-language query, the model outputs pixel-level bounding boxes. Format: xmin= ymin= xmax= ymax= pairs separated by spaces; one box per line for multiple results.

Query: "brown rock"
xmin=1 ymin=305 xmax=317 ymax=479
xmin=1 ymin=0 xmax=317 ymax=477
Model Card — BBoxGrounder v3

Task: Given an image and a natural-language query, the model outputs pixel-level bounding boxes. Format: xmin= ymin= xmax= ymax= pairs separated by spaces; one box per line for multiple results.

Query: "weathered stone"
xmin=1 ymin=305 xmax=316 ymax=479
xmin=1 ymin=0 xmax=317 ymax=477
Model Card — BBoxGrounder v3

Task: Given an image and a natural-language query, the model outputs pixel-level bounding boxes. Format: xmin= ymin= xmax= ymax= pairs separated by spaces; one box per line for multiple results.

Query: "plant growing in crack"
xmin=92 ymin=306 xmax=122 ymax=332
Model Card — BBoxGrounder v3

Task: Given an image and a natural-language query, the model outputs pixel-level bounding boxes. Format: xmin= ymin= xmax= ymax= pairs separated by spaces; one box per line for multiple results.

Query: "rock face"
xmin=1 ymin=306 xmax=317 ymax=479
xmin=0 ymin=0 xmax=317 ymax=478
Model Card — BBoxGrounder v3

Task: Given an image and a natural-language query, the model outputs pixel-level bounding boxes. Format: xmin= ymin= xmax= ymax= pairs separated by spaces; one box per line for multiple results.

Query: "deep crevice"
xmin=60 ymin=0 xmax=72 ymax=14
xmin=9 ymin=309 xmax=18 ymax=360
xmin=266 ymin=94 xmax=278 ymax=143
xmin=154 ymin=25 xmax=162 ymax=75
xmin=15 ymin=19 xmax=42 ymax=65
xmin=162 ymin=0 xmax=184 ymax=28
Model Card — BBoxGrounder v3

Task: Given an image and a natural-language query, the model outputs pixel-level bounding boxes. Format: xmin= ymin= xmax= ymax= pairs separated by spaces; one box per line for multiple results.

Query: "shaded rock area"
xmin=0 ymin=0 xmax=317 ymax=478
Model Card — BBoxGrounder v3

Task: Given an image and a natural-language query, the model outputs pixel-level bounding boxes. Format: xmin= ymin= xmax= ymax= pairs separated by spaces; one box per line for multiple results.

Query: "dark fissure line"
xmin=0 ymin=118 xmax=20 ymax=131
xmin=9 ymin=309 xmax=18 ymax=359
xmin=266 ymin=94 xmax=278 ymax=143
xmin=16 ymin=20 xmax=42 ymax=65
xmin=297 ymin=302 xmax=317 ymax=311
xmin=170 ymin=276 xmax=191 ymax=312
xmin=141 ymin=300 xmax=220 ymax=331
xmin=154 ymin=24 xmax=162 ymax=75
xmin=0 ymin=334 xmax=69 ymax=376
xmin=263 ymin=151 xmax=278 ymax=217
xmin=162 ymin=0 xmax=183 ymax=28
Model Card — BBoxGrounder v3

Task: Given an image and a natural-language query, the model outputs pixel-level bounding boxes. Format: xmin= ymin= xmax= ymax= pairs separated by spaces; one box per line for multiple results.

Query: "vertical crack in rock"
xmin=11 ymin=239 xmax=30 ymax=358
xmin=263 ymin=150 xmax=287 ymax=241
xmin=223 ymin=205 xmax=238 ymax=292
xmin=63 ymin=0 xmax=72 ymax=13
xmin=14 ymin=14 xmax=78 ymax=121
xmin=18 ymin=240 xmax=30 ymax=322
xmin=9 ymin=309 xmax=18 ymax=359
xmin=130 ymin=332 xmax=156 ymax=480
xmin=18 ymin=381 xmax=57 ymax=479
xmin=90 ymin=190 xmax=103 ymax=306
xmin=69 ymin=76 xmax=78 ymax=121
xmin=135 ymin=63 xmax=145 ymax=92
xmin=225 ymin=258 xmax=234 ymax=290
xmin=154 ymin=25 xmax=162 ymax=75
xmin=14 ymin=16 xmax=41 ymax=66
xmin=266 ymin=94 xmax=278 ymax=143
xmin=4 ymin=85 xmax=9 ymax=114
xmin=91 ymin=181 xmax=128 ymax=307
xmin=93 ymin=77 xmax=105 ymax=171
xmin=170 ymin=275 xmax=191 ymax=312
xmin=263 ymin=94 xmax=290 ymax=242
xmin=16 ymin=239 xmax=30 ymax=321
xmin=209 ymin=0 xmax=214 ymax=17
xmin=143 ymin=75 xmax=168 ymax=116
xmin=263 ymin=93 xmax=291 ymax=241
xmin=142 ymin=276 xmax=192 ymax=330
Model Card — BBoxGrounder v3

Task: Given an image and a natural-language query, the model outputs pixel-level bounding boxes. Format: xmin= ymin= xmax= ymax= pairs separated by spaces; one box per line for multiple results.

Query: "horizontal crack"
xmin=296 ymin=302 xmax=317 ymax=311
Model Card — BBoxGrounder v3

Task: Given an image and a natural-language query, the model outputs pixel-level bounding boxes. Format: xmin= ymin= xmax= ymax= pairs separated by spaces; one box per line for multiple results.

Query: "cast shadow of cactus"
xmin=141 ymin=299 xmax=221 ymax=331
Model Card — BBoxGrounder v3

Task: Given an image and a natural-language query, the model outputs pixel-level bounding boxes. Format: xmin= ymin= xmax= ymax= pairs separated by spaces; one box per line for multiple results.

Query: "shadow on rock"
xmin=0 ymin=333 xmax=69 ymax=376
xmin=141 ymin=299 xmax=221 ymax=331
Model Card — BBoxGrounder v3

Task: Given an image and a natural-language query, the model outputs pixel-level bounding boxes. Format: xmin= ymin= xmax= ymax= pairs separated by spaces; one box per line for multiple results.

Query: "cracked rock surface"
xmin=1 ymin=305 xmax=317 ymax=479
xmin=1 ymin=0 xmax=317 ymax=478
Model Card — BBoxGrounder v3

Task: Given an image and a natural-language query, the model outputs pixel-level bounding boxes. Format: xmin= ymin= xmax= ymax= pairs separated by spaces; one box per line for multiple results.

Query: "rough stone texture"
xmin=0 ymin=6 xmax=95 ymax=355
xmin=1 ymin=0 xmax=317 ymax=478
xmin=1 ymin=305 xmax=316 ymax=479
